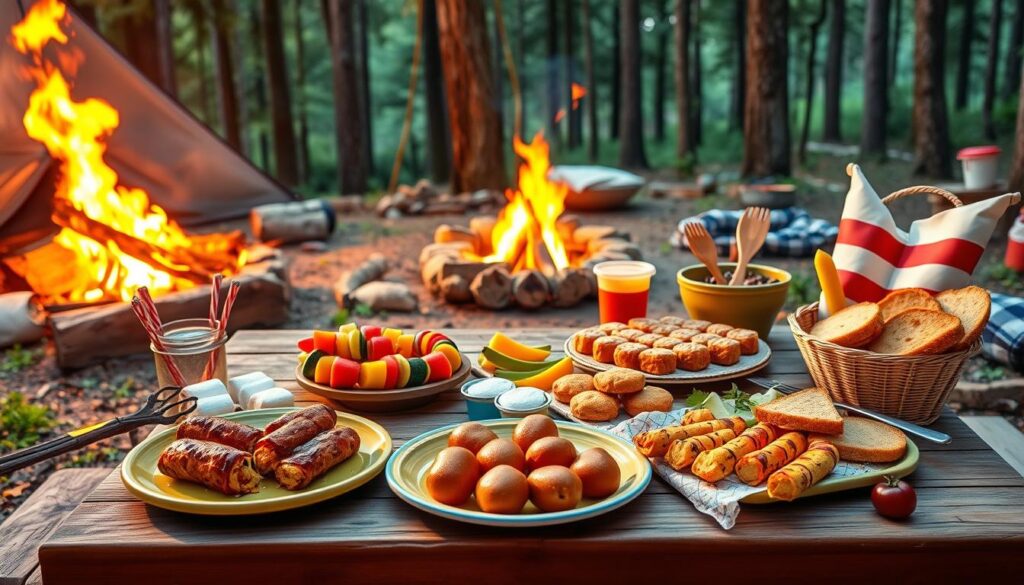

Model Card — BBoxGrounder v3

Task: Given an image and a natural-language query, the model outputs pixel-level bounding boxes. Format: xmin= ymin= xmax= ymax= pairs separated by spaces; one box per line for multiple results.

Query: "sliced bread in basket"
xmin=808 ymin=417 xmax=907 ymax=463
xmin=865 ymin=308 xmax=964 ymax=355
xmin=877 ymin=288 xmax=941 ymax=322
xmin=808 ymin=302 xmax=884 ymax=348
xmin=754 ymin=387 xmax=844 ymax=435
xmin=935 ymin=285 xmax=991 ymax=350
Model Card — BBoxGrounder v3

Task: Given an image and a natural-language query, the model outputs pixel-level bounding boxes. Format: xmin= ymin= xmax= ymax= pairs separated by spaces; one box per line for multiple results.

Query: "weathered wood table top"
xmin=38 ymin=327 xmax=1024 ymax=583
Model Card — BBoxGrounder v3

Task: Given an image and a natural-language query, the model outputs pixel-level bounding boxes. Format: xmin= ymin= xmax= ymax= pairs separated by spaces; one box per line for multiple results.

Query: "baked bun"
xmin=613 ymin=342 xmax=648 ymax=370
xmin=808 ymin=417 xmax=907 ymax=463
xmin=877 ymin=288 xmax=941 ymax=322
xmin=705 ymin=323 xmax=734 ymax=336
xmin=935 ymin=285 xmax=991 ymax=350
xmin=574 ymin=329 xmax=604 ymax=354
xmin=866 ymin=308 xmax=963 ymax=355
xmin=594 ymin=368 xmax=645 ymax=394
xmin=551 ymin=373 xmax=594 ymax=403
xmin=809 ymin=302 xmax=884 ymax=348
xmin=638 ymin=348 xmax=677 ymax=375
xmin=673 ymin=342 xmax=710 ymax=371
xmin=592 ymin=336 xmax=626 ymax=363
xmin=570 ymin=391 xmax=619 ymax=422
xmin=622 ymin=386 xmax=674 ymax=416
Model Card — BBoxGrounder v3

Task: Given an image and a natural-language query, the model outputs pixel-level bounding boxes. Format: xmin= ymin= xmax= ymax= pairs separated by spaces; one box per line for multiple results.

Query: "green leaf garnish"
xmin=684 ymin=389 xmax=710 ymax=407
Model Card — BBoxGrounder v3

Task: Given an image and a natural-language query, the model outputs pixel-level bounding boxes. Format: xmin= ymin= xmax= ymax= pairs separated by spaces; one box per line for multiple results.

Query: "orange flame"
xmin=484 ymin=132 xmax=570 ymax=274
xmin=553 ymin=84 xmax=586 ymax=126
xmin=7 ymin=0 xmax=241 ymax=304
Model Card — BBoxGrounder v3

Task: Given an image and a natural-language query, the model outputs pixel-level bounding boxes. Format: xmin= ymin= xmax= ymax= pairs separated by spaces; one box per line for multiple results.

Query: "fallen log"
xmin=349 ymin=281 xmax=417 ymax=312
xmin=333 ymin=254 xmax=389 ymax=307
xmin=0 ymin=292 xmax=45 ymax=349
xmin=434 ymin=224 xmax=479 ymax=250
xmin=548 ymin=268 xmax=590 ymax=308
xmin=511 ymin=270 xmax=549 ymax=310
xmin=250 ymin=200 xmax=335 ymax=244
xmin=470 ymin=265 xmax=512 ymax=310
xmin=440 ymin=275 xmax=473 ymax=303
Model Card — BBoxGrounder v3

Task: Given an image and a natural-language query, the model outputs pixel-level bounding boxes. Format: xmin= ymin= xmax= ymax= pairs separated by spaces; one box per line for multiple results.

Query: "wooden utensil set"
xmin=684 ymin=207 xmax=771 ymax=285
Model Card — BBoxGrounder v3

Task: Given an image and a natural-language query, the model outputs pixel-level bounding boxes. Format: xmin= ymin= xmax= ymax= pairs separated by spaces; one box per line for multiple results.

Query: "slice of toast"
xmin=809 ymin=302 xmax=884 ymax=348
xmin=877 ymin=288 xmax=941 ymax=322
xmin=935 ymin=285 xmax=991 ymax=351
xmin=754 ymin=387 xmax=844 ymax=435
xmin=808 ymin=417 xmax=907 ymax=463
xmin=866 ymin=308 xmax=964 ymax=355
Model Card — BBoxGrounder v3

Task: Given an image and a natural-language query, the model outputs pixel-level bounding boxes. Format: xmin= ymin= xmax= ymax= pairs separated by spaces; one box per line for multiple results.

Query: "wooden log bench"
xmin=0 ymin=468 xmax=108 ymax=585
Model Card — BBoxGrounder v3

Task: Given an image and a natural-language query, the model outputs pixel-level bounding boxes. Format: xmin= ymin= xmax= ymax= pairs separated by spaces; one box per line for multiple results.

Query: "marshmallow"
xmin=228 ymin=372 xmax=273 ymax=402
xmin=248 ymin=387 xmax=295 ymax=410
xmin=237 ymin=377 xmax=277 ymax=410
xmin=182 ymin=379 xmax=228 ymax=400
xmin=192 ymin=394 xmax=235 ymax=417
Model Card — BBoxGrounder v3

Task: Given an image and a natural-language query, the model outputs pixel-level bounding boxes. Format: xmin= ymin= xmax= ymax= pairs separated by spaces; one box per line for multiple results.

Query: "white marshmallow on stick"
xmin=248 ymin=388 xmax=295 ymax=410
xmin=237 ymin=377 xmax=277 ymax=410
xmin=192 ymin=394 xmax=235 ymax=417
xmin=182 ymin=379 xmax=228 ymax=400
xmin=228 ymin=372 xmax=273 ymax=402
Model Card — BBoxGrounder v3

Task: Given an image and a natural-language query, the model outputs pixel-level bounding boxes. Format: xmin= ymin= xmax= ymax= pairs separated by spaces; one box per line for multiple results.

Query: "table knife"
xmin=745 ymin=377 xmax=952 ymax=445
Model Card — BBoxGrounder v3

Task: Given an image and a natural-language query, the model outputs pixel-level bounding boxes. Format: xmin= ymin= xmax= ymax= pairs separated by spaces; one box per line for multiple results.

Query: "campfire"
xmin=2 ymin=0 xmax=244 ymax=306
xmin=421 ymin=132 xmax=640 ymax=310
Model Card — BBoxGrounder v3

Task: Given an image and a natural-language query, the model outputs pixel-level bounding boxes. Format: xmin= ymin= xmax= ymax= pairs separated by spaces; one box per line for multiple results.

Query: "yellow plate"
xmin=386 ymin=419 xmax=651 ymax=527
xmin=121 ymin=407 xmax=392 ymax=515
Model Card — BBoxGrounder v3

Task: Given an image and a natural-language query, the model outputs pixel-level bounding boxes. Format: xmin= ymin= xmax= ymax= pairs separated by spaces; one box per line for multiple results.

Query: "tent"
xmin=0 ymin=0 xmax=294 ymax=255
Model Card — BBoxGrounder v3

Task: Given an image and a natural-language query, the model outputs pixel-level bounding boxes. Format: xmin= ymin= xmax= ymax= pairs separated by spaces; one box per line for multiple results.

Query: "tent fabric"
xmin=0 ymin=0 xmax=293 ymax=248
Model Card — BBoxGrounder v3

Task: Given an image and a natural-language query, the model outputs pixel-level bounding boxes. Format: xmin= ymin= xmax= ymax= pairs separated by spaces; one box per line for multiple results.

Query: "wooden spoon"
xmin=683 ymin=222 xmax=727 ymax=285
xmin=729 ymin=207 xmax=772 ymax=285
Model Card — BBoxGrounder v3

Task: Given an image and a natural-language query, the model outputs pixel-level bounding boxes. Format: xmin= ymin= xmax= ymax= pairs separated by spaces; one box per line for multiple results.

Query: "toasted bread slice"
xmin=754 ymin=388 xmax=844 ymax=435
xmin=935 ymin=285 xmax=991 ymax=350
xmin=866 ymin=308 xmax=963 ymax=355
xmin=809 ymin=302 xmax=884 ymax=348
xmin=808 ymin=417 xmax=907 ymax=463
xmin=877 ymin=288 xmax=941 ymax=322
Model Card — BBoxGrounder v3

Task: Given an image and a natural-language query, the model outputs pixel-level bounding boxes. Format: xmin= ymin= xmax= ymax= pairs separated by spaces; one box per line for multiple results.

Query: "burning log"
xmin=349 ymin=281 xmax=417 ymax=312
xmin=572 ymin=225 xmax=631 ymax=246
xmin=333 ymin=254 xmax=389 ymax=307
xmin=250 ymin=200 xmax=335 ymax=244
xmin=468 ymin=216 xmax=497 ymax=255
xmin=470 ymin=265 xmax=513 ymax=309
xmin=440 ymin=275 xmax=473 ymax=303
xmin=548 ymin=268 xmax=590 ymax=308
xmin=434 ymin=224 xmax=480 ymax=249
xmin=419 ymin=242 xmax=474 ymax=267
xmin=511 ymin=270 xmax=549 ymax=310
xmin=587 ymin=238 xmax=643 ymax=260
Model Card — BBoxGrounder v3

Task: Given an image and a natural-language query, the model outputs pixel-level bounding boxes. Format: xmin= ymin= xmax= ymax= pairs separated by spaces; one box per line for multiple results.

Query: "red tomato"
xmin=871 ymin=476 xmax=916 ymax=520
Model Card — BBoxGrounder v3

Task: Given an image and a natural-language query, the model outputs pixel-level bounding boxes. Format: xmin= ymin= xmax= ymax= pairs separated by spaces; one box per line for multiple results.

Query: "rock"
xmin=300 ymin=241 xmax=328 ymax=253
xmin=349 ymin=281 xmax=418 ymax=312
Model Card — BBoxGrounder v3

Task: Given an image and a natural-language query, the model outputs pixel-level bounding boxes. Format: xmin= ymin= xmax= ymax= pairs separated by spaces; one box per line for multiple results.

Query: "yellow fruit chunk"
xmin=434 ymin=343 xmax=462 ymax=371
xmin=488 ymin=332 xmax=551 ymax=362
xmin=513 ymin=356 xmax=574 ymax=390
xmin=397 ymin=334 xmax=415 ymax=358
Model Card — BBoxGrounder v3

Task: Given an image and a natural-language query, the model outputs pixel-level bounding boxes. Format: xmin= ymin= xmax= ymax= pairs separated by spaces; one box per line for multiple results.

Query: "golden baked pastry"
xmin=570 ymin=391 xmax=620 ymax=422
xmin=592 ymin=336 xmax=626 ymax=363
xmin=653 ymin=336 xmax=682 ymax=350
xmin=726 ymin=328 xmax=759 ymax=355
xmin=673 ymin=342 xmax=711 ymax=371
xmin=683 ymin=319 xmax=712 ymax=332
xmin=708 ymin=337 xmax=741 ymax=365
xmin=627 ymin=318 xmax=659 ymax=332
xmin=613 ymin=342 xmax=648 ymax=370
xmin=659 ymin=316 xmax=688 ymax=327
xmin=551 ymin=373 xmax=595 ymax=403
xmin=636 ymin=333 xmax=663 ymax=347
xmin=669 ymin=328 xmax=700 ymax=342
xmin=622 ymin=385 xmax=674 ymax=416
xmin=639 ymin=348 xmax=677 ymax=375
xmin=690 ymin=333 xmax=722 ymax=346
xmin=706 ymin=323 xmax=735 ymax=336
xmin=616 ymin=328 xmax=646 ymax=342
xmin=598 ymin=321 xmax=627 ymax=334
xmin=593 ymin=368 xmax=645 ymax=394
xmin=649 ymin=324 xmax=677 ymax=336
xmin=574 ymin=329 xmax=604 ymax=355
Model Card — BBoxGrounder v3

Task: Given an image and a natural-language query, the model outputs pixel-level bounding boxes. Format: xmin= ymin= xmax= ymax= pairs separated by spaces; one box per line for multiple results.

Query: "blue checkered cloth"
xmin=671 ymin=207 xmax=839 ymax=258
xmin=982 ymin=292 xmax=1024 ymax=372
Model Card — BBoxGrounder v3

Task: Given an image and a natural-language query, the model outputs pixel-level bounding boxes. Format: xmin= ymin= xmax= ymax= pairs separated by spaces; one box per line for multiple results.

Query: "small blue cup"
xmin=461 ymin=378 xmax=516 ymax=420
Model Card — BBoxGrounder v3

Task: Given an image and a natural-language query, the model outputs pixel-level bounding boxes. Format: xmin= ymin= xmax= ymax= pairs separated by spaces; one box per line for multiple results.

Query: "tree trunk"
xmin=652 ymin=0 xmax=669 ymax=143
xmin=118 ymin=2 xmax=162 ymax=92
xmin=565 ymin=0 xmax=582 ymax=148
xmin=691 ymin=0 xmax=703 ymax=145
xmin=799 ymin=1 xmax=828 ymax=163
xmin=358 ymin=0 xmax=374 ymax=176
xmin=913 ymin=0 xmax=952 ymax=178
xmin=493 ymin=5 xmax=506 ymax=140
xmin=423 ymin=0 xmax=451 ymax=184
xmin=517 ymin=0 xmax=527 ymax=134
xmin=888 ymin=0 xmax=902 ymax=85
xmin=211 ymin=0 xmax=242 ymax=150
xmin=435 ymin=0 xmax=508 ymax=191
xmin=546 ymin=0 xmax=561 ymax=146
xmin=954 ymin=1 xmax=974 ymax=111
xmin=618 ymin=0 xmax=648 ymax=169
xmin=675 ymin=0 xmax=692 ymax=158
xmin=248 ymin=3 xmax=270 ymax=168
xmin=1011 ymin=63 xmax=1024 ymax=191
xmin=581 ymin=0 xmax=599 ymax=161
xmin=261 ymin=0 xmax=299 ymax=186
xmin=1003 ymin=0 xmax=1024 ymax=99
xmin=67 ymin=1 xmax=97 ymax=27
xmin=611 ymin=3 xmax=621 ymax=139
xmin=983 ymin=0 xmax=1004 ymax=139
xmin=190 ymin=3 xmax=215 ymax=124
xmin=823 ymin=0 xmax=844 ymax=142
xmin=292 ymin=0 xmax=310 ymax=184
xmin=730 ymin=0 xmax=745 ymax=131
xmin=326 ymin=0 xmax=369 ymax=193
xmin=742 ymin=0 xmax=790 ymax=177
xmin=154 ymin=0 xmax=176 ymax=97
xmin=861 ymin=0 xmax=889 ymax=158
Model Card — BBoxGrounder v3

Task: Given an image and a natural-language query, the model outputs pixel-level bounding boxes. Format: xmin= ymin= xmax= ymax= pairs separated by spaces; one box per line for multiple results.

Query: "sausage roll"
xmin=275 ymin=427 xmax=361 ymax=490
xmin=632 ymin=416 xmax=746 ymax=458
xmin=263 ymin=404 xmax=338 ymax=436
xmin=176 ymin=416 xmax=262 ymax=453
xmin=157 ymin=439 xmax=261 ymax=495
xmin=254 ymin=416 xmax=337 ymax=475
xmin=664 ymin=428 xmax=737 ymax=471
xmin=691 ymin=423 xmax=779 ymax=483
xmin=766 ymin=440 xmax=840 ymax=501
xmin=683 ymin=408 xmax=715 ymax=425
xmin=735 ymin=431 xmax=808 ymax=486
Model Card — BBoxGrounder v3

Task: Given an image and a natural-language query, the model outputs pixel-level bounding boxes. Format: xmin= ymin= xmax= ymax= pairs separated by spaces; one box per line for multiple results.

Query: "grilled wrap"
xmin=690 ymin=423 xmax=779 ymax=483
xmin=275 ymin=427 xmax=361 ymax=490
xmin=734 ymin=431 xmax=808 ymax=486
xmin=633 ymin=417 xmax=746 ymax=458
xmin=157 ymin=439 xmax=261 ymax=495
xmin=664 ymin=428 xmax=738 ymax=471
xmin=263 ymin=404 xmax=337 ymax=435
xmin=176 ymin=416 xmax=262 ymax=453
xmin=254 ymin=416 xmax=337 ymax=475
xmin=766 ymin=440 xmax=839 ymax=501
xmin=682 ymin=408 xmax=715 ymax=425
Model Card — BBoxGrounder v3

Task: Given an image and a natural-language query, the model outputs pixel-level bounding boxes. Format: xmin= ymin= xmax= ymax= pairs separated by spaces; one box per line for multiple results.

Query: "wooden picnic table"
xmin=37 ymin=327 xmax=1024 ymax=583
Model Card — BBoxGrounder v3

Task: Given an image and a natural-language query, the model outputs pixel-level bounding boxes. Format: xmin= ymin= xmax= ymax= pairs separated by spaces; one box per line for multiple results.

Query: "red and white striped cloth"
xmin=830 ymin=164 xmax=1018 ymax=306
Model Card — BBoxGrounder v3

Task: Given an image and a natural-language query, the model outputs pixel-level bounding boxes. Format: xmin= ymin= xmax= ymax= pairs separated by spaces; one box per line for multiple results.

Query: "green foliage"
xmin=0 ymin=392 xmax=56 ymax=453
xmin=968 ymin=364 xmax=1009 ymax=384
xmin=353 ymin=303 xmax=375 ymax=318
xmin=983 ymin=263 xmax=1024 ymax=293
xmin=0 ymin=344 xmax=41 ymax=375
xmin=331 ymin=308 xmax=351 ymax=328
xmin=66 ymin=447 xmax=123 ymax=468
xmin=113 ymin=377 xmax=136 ymax=399
xmin=786 ymin=268 xmax=821 ymax=310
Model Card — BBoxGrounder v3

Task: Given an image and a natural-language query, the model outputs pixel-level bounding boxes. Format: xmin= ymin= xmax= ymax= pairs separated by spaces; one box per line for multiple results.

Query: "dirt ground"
xmin=1 ymin=154 xmax=1021 ymax=520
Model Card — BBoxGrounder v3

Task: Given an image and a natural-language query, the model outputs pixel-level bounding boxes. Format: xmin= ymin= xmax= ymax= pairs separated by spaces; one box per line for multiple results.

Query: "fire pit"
xmin=420 ymin=134 xmax=641 ymax=310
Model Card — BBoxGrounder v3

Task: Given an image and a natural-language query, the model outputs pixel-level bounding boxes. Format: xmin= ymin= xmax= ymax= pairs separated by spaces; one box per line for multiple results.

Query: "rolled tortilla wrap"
xmin=157 ymin=439 xmax=261 ymax=495
xmin=275 ymin=427 xmax=361 ymax=490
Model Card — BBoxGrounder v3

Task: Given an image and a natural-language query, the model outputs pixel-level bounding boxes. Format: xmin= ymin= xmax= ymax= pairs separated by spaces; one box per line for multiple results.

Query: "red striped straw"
xmin=208 ymin=274 xmax=223 ymax=330
xmin=202 ymin=280 xmax=240 ymax=380
xmin=131 ymin=296 xmax=186 ymax=387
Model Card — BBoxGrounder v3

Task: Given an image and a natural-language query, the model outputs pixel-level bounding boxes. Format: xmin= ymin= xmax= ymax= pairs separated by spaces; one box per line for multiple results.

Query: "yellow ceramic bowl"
xmin=676 ymin=263 xmax=791 ymax=339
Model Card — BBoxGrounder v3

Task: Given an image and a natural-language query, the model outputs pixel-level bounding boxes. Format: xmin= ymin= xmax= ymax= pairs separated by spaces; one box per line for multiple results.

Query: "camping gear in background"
xmin=982 ymin=292 xmax=1024 ymax=373
xmin=1007 ymin=211 xmax=1024 ymax=272
xmin=957 ymin=146 xmax=1001 ymax=190
xmin=0 ymin=291 xmax=45 ymax=348
xmin=250 ymin=200 xmax=336 ymax=244
xmin=739 ymin=183 xmax=797 ymax=209
xmin=549 ymin=165 xmax=645 ymax=211
xmin=672 ymin=207 xmax=838 ymax=258
xmin=831 ymin=164 xmax=1020 ymax=304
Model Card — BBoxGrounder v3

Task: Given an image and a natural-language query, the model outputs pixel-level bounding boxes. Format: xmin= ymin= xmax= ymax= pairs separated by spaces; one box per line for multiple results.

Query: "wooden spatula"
xmin=729 ymin=207 xmax=771 ymax=285
xmin=683 ymin=222 xmax=727 ymax=284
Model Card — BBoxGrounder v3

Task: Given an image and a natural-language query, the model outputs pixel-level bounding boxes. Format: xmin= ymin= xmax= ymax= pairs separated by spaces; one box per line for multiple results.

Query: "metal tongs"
xmin=0 ymin=386 xmax=197 ymax=476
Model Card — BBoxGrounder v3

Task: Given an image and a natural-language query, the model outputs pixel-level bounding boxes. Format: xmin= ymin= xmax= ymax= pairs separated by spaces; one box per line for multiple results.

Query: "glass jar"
xmin=150 ymin=318 xmax=228 ymax=389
